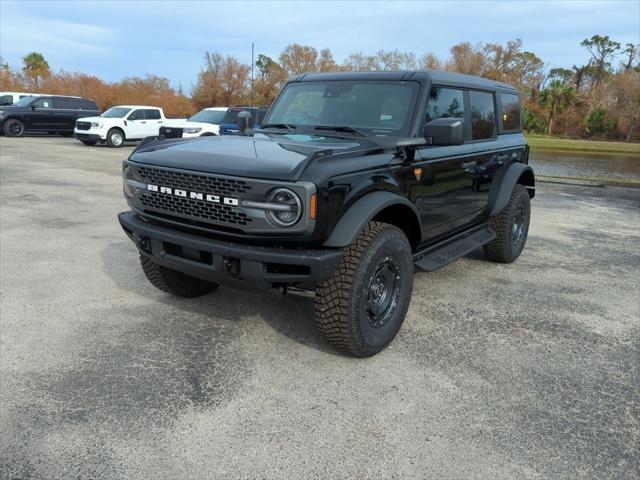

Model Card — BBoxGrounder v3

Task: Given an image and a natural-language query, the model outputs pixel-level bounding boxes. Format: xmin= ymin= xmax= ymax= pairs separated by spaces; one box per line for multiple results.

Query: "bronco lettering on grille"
xmin=146 ymin=184 xmax=239 ymax=206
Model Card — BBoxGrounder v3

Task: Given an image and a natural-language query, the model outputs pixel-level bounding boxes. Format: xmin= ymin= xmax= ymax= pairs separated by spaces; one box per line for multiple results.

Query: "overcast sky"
xmin=1 ymin=0 xmax=638 ymax=91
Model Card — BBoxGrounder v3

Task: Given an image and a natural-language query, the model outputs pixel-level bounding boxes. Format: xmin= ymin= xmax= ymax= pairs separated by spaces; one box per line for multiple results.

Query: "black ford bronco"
xmin=119 ymin=71 xmax=534 ymax=357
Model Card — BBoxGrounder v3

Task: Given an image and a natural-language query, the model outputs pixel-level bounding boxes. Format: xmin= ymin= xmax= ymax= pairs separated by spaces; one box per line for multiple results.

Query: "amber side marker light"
xmin=310 ymin=194 xmax=317 ymax=220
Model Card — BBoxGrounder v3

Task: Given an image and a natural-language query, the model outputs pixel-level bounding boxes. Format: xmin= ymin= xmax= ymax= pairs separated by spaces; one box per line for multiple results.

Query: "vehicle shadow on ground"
xmin=100 ymin=239 xmax=344 ymax=356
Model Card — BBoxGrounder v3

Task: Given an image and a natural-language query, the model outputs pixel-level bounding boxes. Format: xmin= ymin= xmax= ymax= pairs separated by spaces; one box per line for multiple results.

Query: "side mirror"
xmin=30 ymin=105 xmax=37 ymax=111
xmin=236 ymin=111 xmax=252 ymax=136
xmin=423 ymin=118 xmax=465 ymax=146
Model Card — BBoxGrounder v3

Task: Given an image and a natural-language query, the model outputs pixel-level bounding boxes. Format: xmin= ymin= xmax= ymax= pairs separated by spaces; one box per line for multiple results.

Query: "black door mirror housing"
xmin=30 ymin=105 xmax=37 ymax=111
xmin=423 ymin=118 xmax=465 ymax=146
xmin=236 ymin=111 xmax=252 ymax=136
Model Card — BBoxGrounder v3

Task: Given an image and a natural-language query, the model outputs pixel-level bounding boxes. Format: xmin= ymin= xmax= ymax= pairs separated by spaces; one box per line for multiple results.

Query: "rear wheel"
xmin=140 ymin=255 xmax=218 ymax=298
xmin=106 ymin=128 xmax=124 ymax=148
xmin=315 ymin=222 xmax=413 ymax=357
xmin=3 ymin=119 xmax=25 ymax=137
xmin=484 ymin=184 xmax=531 ymax=263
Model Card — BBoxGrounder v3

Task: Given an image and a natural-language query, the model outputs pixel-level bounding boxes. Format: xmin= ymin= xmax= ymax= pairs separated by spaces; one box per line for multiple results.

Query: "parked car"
xmin=75 ymin=105 xmax=176 ymax=147
xmin=0 ymin=91 xmax=48 ymax=106
xmin=218 ymin=106 xmax=268 ymax=135
xmin=118 ymin=70 xmax=534 ymax=357
xmin=159 ymin=107 xmax=228 ymax=139
xmin=0 ymin=95 xmax=99 ymax=137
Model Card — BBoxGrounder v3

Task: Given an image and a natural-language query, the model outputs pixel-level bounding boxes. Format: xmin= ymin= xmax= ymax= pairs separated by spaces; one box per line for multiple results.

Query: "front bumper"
xmin=119 ymin=211 xmax=342 ymax=289
xmin=75 ymin=131 xmax=105 ymax=141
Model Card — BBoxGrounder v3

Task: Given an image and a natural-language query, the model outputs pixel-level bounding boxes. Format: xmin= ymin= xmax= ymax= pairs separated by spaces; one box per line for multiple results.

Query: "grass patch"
xmin=526 ymin=135 xmax=640 ymax=155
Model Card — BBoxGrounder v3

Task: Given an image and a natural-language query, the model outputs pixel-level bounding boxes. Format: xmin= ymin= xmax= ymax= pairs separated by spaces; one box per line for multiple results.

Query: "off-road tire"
xmin=3 ymin=119 xmax=25 ymax=137
xmin=140 ymin=255 xmax=218 ymax=298
xmin=81 ymin=140 xmax=97 ymax=146
xmin=315 ymin=222 xmax=413 ymax=357
xmin=106 ymin=128 xmax=125 ymax=148
xmin=484 ymin=184 xmax=531 ymax=263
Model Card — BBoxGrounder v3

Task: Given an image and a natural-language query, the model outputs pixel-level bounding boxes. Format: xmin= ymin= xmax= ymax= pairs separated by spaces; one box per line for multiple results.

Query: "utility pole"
xmin=251 ymin=42 xmax=255 ymax=107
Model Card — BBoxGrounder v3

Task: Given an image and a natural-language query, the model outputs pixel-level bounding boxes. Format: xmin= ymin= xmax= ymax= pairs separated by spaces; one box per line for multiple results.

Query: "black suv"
xmin=119 ymin=71 xmax=534 ymax=357
xmin=0 ymin=95 xmax=99 ymax=137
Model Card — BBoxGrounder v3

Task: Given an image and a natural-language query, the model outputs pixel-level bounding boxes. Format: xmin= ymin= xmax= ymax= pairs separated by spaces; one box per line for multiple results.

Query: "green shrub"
xmin=522 ymin=108 xmax=547 ymax=134
xmin=583 ymin=108 xmax=617 ymax=138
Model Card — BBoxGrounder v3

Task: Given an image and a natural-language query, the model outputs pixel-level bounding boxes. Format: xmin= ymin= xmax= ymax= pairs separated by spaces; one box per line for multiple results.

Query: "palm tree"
xmin=540 ymin=79 xmax=575 ymax=135
xmin=22 ymin=52 xmax=50 ymax=88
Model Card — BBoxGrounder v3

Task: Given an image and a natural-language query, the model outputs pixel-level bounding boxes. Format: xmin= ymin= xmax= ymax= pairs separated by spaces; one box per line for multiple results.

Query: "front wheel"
xmin=106 ymin=128 xmax=125 ymax=148
xmin=3 ymin=119 xmax=25 ymax=137
xmin=315 ymin=222 xmax=414 ymax=357
xmin=484 ymin=184 xmax=531 ymax=263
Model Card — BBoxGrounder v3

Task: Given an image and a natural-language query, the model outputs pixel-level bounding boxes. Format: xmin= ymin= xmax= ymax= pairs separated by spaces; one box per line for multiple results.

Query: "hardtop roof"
xmin=292 ymin=70 xmax=517 ymax=93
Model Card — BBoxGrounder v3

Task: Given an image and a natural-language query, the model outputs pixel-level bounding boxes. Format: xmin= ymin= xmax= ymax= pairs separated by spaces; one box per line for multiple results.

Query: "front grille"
xmin=76 ymin=121 xmax=91 ymax=131
xmin=140 ymin=192 xmax=251 ymax=226
xmin=137 ymin=167 xmax=251 ymax=195
xmin=136 ymin=166 xmax=252 ymax=227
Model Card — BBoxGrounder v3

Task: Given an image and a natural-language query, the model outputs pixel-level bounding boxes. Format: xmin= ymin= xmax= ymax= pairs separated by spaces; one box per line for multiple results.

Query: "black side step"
xmin=413 ymin=224 xmax=496 ymax=272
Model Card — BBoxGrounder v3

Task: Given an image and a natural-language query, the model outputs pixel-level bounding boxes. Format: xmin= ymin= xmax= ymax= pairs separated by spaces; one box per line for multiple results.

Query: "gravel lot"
xmin=1 ymin=136 xmax=639 ymax=479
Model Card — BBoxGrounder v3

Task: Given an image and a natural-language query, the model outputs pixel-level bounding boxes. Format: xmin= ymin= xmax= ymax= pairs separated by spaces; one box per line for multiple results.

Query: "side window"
xmin=144 ymin=109 xmax=161 ymax=120
xmin=425 ymin=87 xmax=465 ymax=123
xmin=500 ymin=93 xmax=521 ymax=131
xmin=469 ymin=91 xmax=496 ymax=140
xmin=0 ymin=95 xmax=13 ymax=106
xmin=32 ymin=98 xmax=53 ymax=109
xmin=53 ymin=97 xmax=74 ymax=109
xmin=128 ymin=109 xmax=144 ymax=120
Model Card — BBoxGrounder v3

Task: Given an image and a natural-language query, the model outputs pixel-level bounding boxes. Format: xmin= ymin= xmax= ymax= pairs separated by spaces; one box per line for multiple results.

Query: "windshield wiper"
xmin=260 ymin=123 xmax=296 ymax=132
xmin=313 ymin=125 xmax=367 ymax=137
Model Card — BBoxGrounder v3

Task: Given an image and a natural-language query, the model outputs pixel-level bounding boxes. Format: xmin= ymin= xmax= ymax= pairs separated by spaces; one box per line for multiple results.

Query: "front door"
xmin=27 ymin=97 xmax=55 ymax=130
xmin=412 ymin=86 xmax=477 ymax=243
xmin=126 ymin=109 xmax=147 ymax=139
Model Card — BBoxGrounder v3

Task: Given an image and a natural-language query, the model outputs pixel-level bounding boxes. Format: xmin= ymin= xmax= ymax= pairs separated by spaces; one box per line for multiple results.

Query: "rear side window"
xmin=53 ymin=97 xmax=74 ymax=109
xmin=32 ymin=98 xmax=53 ymax=109
xmin=500 ymin=93 xmax=521 ymax=131
xmin=425 ymin=87 xmax=465 ymax=123
xmin=77 ymin=99 xmax=97 ymax=110
xmin=144 ymin=109 xmax=161 ymax=120
xmin=0 ymin=95 xmax=12 ymax=106
xmin=469 ymin=91 xmax=496 ymax=140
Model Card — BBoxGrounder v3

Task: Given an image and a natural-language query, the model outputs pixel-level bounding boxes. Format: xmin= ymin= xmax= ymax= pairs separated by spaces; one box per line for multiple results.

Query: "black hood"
xmin=128 ymin=133 xmax=382 ymax=181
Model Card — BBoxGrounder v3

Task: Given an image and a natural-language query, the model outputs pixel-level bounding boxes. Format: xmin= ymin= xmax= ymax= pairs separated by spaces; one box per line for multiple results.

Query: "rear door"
xmin=471 ymin=91 xmax=527 ymax=215
xmin=143 ymin=109 xmax=163 ymax=136
xmin=412 ymin=86 xmax=477 ymax=242
xmin=52 ymin=97 xmax=78 ymax=130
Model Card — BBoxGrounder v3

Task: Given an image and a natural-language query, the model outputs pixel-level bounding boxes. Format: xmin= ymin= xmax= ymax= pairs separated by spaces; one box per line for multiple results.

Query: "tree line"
xmin=1 ymin=35 xmax=638 ymax=141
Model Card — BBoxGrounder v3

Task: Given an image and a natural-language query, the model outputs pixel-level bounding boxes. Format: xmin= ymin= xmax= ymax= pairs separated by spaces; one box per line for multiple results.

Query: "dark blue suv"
xmin=218 ymin=106 xmax=268 ymax=135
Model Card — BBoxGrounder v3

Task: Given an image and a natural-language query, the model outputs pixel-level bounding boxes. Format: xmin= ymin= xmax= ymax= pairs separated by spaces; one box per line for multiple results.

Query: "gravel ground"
xmin=1 ymin=136 xmax=639 ymax=479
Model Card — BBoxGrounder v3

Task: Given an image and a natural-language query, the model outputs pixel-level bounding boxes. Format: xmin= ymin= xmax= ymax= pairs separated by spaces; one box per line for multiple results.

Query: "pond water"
xmin=529 ymin=150 xmax=640 ymax=181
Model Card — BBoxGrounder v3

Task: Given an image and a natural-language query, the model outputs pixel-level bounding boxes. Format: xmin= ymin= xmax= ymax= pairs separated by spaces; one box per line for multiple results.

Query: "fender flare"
xmin=323 ymin=191 xmax=422 ymax=248
xmin=488 ymin=162 xmax=535 ymax=217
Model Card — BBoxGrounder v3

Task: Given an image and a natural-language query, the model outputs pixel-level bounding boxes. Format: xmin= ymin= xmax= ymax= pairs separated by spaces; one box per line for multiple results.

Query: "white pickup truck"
xmin=75 ymin=105 xmax=179 ymax=147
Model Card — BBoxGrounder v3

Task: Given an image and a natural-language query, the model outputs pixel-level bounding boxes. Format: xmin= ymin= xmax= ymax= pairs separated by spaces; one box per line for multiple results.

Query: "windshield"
xmin=101 ymin=107 xmax=132 ymax=118
xmin=263 ymin=81 xmax=418 ymax=136
xmin=13 ymin=96 xmax=37 ymax=107
xmin=188 ymin=109 xmax=227 ymax=124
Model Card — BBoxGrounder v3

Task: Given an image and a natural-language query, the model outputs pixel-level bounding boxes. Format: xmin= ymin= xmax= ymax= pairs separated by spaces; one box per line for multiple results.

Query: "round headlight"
xmin=266 ymin=188 xmax=302 ymax=227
